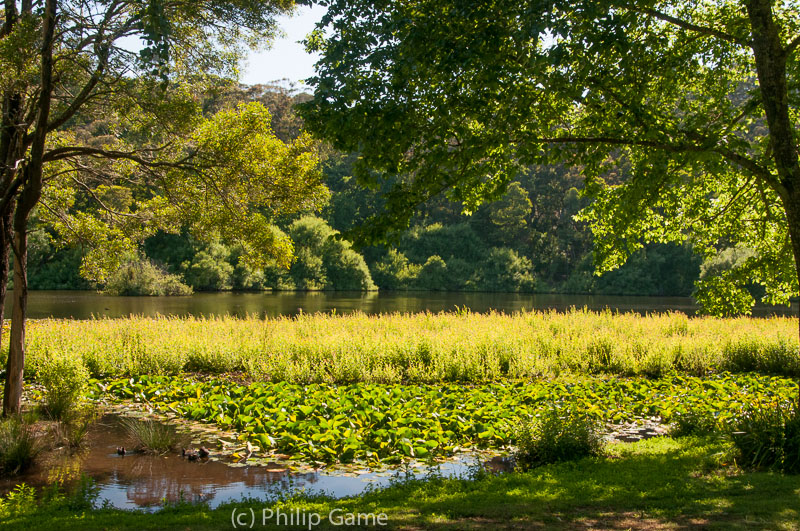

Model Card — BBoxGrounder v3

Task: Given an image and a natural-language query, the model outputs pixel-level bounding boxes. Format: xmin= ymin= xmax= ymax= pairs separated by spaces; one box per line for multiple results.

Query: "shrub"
xmin=0 ymin=483 xmax=37 ymax=517
xmin=120 ymin=417 xmax=187 ymax=454
xmin=288 ymin=216 xmax=376 ymax=291
xmin=37 ymin=356 xmax=90 ymax=420
xmin=104 ymin=259 xmax=192 ymax=296
xmin=414 ymin=255 xmax=448 ymax=290
xmin=370 ymin=249 xmax=417 ymax=289
xmin=470 ymin=247 xmax=535 ymax=292
xmin=514 ymin=408 xmax=603 ymax=469
xmin=729 ymin=402 xmax=800 ymax=474
xmin=0 ymin=418 xmax=40 ymax=476
xmin=181 ymin=242 xmax=234 ymax=291
xmin=671 ymin=410 xmax=719 ymax=437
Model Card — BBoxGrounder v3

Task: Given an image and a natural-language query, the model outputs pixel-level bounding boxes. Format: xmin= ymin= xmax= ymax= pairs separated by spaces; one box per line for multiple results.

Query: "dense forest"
xmin=27 ymin=84 xmax=703 ymax=296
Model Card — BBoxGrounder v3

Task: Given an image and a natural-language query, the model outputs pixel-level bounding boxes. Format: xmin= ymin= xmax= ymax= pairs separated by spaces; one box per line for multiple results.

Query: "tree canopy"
xmin=300 ymin=0 xmax=800 ymax=317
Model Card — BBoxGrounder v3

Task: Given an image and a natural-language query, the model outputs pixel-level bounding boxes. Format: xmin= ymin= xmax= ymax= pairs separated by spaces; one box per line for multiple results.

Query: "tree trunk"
xmin=784 ymin=194 xmax=800 ymax=405
xmin=747 ymin=0 xmax=800 ymax=403
xmin=1 ymin=0 xmax=55 ymax=416
xmin=0 ymin=213 xmax=14 ymax=416
xmin=3 ymin=225 xmax=25 ymax=416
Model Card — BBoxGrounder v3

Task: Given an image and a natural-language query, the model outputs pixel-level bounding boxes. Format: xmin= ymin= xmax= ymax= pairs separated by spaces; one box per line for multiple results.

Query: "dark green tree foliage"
xmin=300 ymin=0 xmax=800 ymax=319
xmin=415 ymin=255 xmax=448 ymax=290
xmin=473 ymin=248 xmax=536 ymax=292
xmin=27 ymin=230 xmax=89 ymax=290
xmin=285 ymin=216 xmax=376 ymax=291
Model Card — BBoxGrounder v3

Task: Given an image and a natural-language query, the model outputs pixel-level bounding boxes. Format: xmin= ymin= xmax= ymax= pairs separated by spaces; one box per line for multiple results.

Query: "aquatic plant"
xmin=18 ymin=310 xmax=800 ymax=384
xmin=729 ymin=401 xmax=800 ymax=474
xmin=0 ymin=418 xmax=41 ymax=476
xmin=53 ymin=406 xmax=98 ymax=449
xmin=119 ymin=417 xmax=187 ymax=455
xmin=514 ymin=408 xmax=603 ymax=469
xmin=97 ymin=373 xmax=798 ymax=466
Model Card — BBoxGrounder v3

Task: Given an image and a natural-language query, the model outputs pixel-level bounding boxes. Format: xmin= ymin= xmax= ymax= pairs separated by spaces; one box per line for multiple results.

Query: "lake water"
xmin=9 ymin=290 xmax=798 ymax=319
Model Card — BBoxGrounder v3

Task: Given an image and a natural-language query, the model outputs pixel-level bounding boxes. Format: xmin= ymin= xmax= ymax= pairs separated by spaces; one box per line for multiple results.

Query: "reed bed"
xmin=10 ymin=309 xmax=800 ymax=383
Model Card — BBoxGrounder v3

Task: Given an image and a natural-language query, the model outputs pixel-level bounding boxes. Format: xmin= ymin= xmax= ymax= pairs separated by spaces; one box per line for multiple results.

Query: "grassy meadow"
xmin=11 ymin=309 xmax=800 ymax=383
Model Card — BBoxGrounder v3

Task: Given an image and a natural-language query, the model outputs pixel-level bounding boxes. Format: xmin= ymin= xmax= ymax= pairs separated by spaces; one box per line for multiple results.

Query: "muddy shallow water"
xmin=1 ymin=415 xmax=508 ymax=510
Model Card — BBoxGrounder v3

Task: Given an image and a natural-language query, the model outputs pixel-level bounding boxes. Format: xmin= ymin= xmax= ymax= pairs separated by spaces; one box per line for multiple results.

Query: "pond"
xmin=0 ymin=414 xmax=503 ymax=510
xmin=11 ymin=290 xmax=799 ymax=319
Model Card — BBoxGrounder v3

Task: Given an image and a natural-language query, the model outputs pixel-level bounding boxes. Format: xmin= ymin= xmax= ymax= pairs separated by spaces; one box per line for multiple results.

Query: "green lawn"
xmin=3 ymin=436 xmax=798 ymax=530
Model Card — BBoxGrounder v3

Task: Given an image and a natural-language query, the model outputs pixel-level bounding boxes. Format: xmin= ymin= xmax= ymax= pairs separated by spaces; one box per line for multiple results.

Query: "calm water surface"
xmin=0 ymin=415 xmax=496 ymax=510
xmin=11 ymin=290 xmax=797 ymax=319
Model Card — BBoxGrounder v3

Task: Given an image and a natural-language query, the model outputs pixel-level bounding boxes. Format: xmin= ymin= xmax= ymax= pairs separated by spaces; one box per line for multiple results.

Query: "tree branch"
xmin=43 ymin=146 xmax=195 ymax=170
xmin=514 ymin=133 xmax=776 ymax=187
xmin=639 ymin=7 xmax=746 ymax=45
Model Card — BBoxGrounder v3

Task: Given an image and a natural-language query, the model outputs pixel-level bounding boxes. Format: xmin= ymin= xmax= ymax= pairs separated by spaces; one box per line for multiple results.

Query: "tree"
xmin=287 ymin=216 xmax=376 ymax=290
xmin=1 ymin=0 xmax=327 ymax=415
xmin=300 ymin=2 xmax=800 ymax=323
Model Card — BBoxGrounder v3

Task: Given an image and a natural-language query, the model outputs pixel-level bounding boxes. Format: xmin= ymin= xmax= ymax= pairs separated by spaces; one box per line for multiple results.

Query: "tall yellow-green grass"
xmin=6 ymin=309 xmax=799 ymax=383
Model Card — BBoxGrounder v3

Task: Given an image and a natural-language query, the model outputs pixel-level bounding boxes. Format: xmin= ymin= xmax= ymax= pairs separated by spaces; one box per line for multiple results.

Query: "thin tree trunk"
xmin=4 ymin=225 xmax=25 ymax=416
xmin=0 ymin=0 xmax=21 ymax=417
xmin=0 ymin=213 xmax=14 ymax=415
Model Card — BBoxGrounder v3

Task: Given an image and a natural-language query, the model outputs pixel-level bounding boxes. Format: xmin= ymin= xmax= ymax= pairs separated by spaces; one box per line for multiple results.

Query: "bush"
xmin=0 ymin=418 xmax=40 ymax=476
xmin=470 ymin=247 xmax=535 ymax=292
xmin=514 ymin=408 xmax=603 ymax=469
xmin=104 ymin=259 xmax=192 ymax=296
xmin=729 ymin=402 xmax=800 ymax=474
xmin=671 ymin=410 xmax=720 ymax=437
xmin=181 ymin=242 xmax=234 ymax=291
xmin=288 ymin=216 xmax=376 ymax=291
xmin=370 ymin=249 xmax=418 ymax=289
xmin=414 ymin=255 xmax=448 ymax=290
xmin=37 ymin=356 xmax=90 ymax=420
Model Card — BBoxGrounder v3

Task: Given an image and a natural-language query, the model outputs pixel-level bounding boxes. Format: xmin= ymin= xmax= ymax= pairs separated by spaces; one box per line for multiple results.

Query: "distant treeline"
xmin=27 ymin=84 xmax=702 ymax=296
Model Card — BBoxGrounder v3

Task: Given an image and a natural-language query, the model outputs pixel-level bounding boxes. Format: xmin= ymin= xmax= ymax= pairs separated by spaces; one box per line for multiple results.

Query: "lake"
xmin=9 ymin=290 xmax=798 ymax=319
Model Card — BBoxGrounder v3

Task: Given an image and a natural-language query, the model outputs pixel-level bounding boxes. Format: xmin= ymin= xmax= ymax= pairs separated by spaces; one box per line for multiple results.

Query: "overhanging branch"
xmin=513 ymin=133 xmax=777 ymax=188
xmin=638 ymin=7 xmax=747 ymax=46
xmin=43 ymin=146 xmax=196 ymax=171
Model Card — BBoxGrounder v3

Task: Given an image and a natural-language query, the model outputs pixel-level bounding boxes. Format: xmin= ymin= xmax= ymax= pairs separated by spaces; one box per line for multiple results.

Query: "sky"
xmin=241 ymin=5 xmax=326 ymax=88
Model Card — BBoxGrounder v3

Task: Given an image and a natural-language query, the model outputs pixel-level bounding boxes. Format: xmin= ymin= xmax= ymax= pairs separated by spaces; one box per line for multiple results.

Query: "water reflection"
xmin=13 ymin=290 xmax=798 ymax=319
xmin=0 ymin=415 xmax=489 ymax=510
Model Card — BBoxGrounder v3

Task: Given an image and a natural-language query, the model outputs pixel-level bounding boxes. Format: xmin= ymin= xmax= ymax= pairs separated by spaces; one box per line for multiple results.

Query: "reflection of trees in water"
xmin=2 ymin=414 xmax=327 ymax=507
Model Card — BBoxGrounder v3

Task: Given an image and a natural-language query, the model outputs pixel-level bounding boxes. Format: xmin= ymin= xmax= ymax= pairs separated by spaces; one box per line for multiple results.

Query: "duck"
xmin=116 ymin=446 xmax=126 ymax=456
xmin=198 ymin=446 xmax=210 ymax=458
xmin=182 ymin=448 xmax=199 ymax=461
